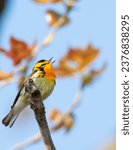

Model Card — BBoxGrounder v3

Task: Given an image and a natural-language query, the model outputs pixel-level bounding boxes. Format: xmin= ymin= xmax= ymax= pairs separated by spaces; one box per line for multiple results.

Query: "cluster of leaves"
xmin=0 ymin=37 xmax=35 ymax=66
xmin=55 ymin=45 xmax=99 ymax=77
xmin=0 ymin=0 xmax=77 ymax=88
xmin=0 ymin=70 xmax=13 ymax=81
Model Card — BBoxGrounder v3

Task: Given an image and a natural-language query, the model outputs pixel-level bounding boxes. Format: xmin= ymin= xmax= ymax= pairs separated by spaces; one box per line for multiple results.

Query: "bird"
xmin=2 ymin=58 xmax=56 ymax=127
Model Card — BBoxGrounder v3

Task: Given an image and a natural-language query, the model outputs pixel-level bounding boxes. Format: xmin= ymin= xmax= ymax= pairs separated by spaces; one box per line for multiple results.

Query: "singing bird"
xmin=2 ymin=58 xmax=56 ymax=127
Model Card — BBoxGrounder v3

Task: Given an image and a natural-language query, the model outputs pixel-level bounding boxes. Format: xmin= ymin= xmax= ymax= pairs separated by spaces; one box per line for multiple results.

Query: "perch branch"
xmin=24 ymin=78 xmax=56 ymax=150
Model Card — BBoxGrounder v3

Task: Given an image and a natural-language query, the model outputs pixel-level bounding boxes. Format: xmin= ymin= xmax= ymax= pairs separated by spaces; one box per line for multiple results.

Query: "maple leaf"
xmin=54 ymin=44 xmax=99 ymax=77
xmin=0 ymin=37 xmax=35 ymax=66
xmin=0 ymin=70 xmax=13 ymax=81
xmin=49 ymin=108 xmax=74 ymax=132
xmin=34 ymin=0 xmax=63 ymax=4
xmin=46 ymin=10 xmax=69 ymax=28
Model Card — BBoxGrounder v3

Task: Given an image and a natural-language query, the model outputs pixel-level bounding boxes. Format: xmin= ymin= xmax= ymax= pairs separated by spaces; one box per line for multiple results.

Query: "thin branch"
xmin=24 ymin=78 xmax=56 ymax=150
xmin=0 ymin=77 xmax=18 ymax=88
xmin=11 ymin=133 xmax=41 ymax=150
xmin=32 ymin=10 xmax=72 ymax=56
xmin=68 ymin=88 xmax=83 ymax=113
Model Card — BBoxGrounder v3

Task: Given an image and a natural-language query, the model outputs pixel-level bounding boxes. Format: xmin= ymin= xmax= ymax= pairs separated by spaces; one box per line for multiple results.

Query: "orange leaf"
xmin=34 ymin=0 xmax=63 ymax=4
xmin=48 ymin=108 xmax=61 ymax=120
xmin=54 ymin=44 xmax=99 ymax=77
xmin=0 ymin=37 xmax=35 ymax=66
xmin=63 ymin=113 xmax=74 ymax=132
xmin=0 ymin=71 xmax=13 ymax=81
xmin=46 ymin=10 xmax=69 ymax=27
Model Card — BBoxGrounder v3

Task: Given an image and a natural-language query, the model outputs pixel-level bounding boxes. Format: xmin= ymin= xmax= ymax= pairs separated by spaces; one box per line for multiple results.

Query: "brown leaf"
xmin=49 ymin=108 xmax=74 ymax=132
xmin=65 ymin=0 xmax=77 ymax=12
xmin=46 ymin=10 xmax=69 ymax=27
xmin=54 ymin=44 xmax=99 ymax=77
xmin=0 ymin=70 xmax=13 ymax=81
xmin=34 ymin=0 xmax=63 ymax=4
xmin=0 ymin=37 xmax=35 ymax=66
xmin=81 ymin=63 xmax=106 ymax=88
xmin=48 ymin=108 xmax=61 ymax=120
xmin=63 ymin=113 xmax=74 ymax=132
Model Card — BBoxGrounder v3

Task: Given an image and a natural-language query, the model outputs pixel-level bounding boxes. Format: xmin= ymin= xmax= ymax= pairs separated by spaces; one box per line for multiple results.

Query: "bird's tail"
xmin=2 ymin=109 xmax=20 ymax=128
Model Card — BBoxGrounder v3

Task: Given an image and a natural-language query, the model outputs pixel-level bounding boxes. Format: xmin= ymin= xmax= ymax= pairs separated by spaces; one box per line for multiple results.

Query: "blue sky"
xmin=0 ymin=0 xmax=115 ymax=150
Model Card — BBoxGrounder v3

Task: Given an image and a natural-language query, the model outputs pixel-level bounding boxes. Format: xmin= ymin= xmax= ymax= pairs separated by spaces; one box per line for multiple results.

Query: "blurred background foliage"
xmin=0 ymin=0 xmax=115 ymax=150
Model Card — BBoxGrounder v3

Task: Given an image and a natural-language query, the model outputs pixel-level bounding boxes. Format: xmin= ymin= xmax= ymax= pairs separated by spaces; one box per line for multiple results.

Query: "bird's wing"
xmin=11 ymin=71 xmax=37 ymax=109
xmin=11 ymin=84 xmax=24 ymax=109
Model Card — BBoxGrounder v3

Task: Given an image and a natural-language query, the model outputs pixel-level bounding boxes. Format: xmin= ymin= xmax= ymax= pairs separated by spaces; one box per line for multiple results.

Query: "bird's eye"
xmin=41 ymin=64 xmax=46 ymax=67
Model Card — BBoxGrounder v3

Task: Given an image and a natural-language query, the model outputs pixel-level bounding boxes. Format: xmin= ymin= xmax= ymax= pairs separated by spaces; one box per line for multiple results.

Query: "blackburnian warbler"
xmin=2 ymin=58 xmax=56 ymax=127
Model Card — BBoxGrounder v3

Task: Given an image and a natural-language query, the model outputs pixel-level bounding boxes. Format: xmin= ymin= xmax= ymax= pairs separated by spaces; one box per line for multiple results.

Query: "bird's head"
xmin=33 ymin=58 xmax=56 ymax=80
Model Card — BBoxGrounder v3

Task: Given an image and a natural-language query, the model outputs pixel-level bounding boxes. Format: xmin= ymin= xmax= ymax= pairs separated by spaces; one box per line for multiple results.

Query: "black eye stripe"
xmin=41 ymin=64 xmax=46 ymax=67
xmin=36 ymin=66 xmax=44 ymax=72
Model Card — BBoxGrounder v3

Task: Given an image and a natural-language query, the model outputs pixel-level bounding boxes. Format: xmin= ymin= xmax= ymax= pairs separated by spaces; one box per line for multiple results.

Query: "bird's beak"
xmin=49 ymin=57 xmax=53 ymax=63
xmin=49 ymin=57 xmax=55 ymax=64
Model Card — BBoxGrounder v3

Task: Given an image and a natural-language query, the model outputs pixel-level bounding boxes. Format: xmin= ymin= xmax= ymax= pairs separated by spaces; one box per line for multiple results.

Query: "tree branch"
xmin=24 ymin=78 xmax=56 ymax=150
xmin=11 ymin=133 xmax=41 ymax=150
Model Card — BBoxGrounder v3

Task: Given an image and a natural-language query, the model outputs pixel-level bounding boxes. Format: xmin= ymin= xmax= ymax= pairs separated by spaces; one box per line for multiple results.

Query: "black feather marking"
xmin=11 ymin=70 xmax=37 ymax=109
xmin=37 ymin=59 xmax=46 ymax=63
xmin=11 ymin=85 xmax=24 ymax=109
xmin=9 ymin=114 xmax=19 ymax=128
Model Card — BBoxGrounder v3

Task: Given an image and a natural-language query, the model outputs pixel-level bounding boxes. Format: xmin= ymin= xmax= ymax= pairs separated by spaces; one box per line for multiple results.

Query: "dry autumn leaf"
xmin=34 ymin=0 xmax=63 ymax=4
xmin=0 ymin=70 xmax=13 ymax=81
xmin=65 ymin=0 xmax=77 ymax=12
xmin=81 ymin=63 xmax=106 ymax=88
xmin=46 ymin=10 xmax=69 ymax=27
xmin=54 ymin=44 xmax=99 ymax=77
xmin=49 ymin=108 xmax=74 ymax=132
xmin=0 ymin=37 xmax=35 ymax=66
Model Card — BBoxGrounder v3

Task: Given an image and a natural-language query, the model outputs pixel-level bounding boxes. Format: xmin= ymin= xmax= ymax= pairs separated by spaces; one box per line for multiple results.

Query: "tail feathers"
xmin=2 ymin=109 xmax=20 ymax=128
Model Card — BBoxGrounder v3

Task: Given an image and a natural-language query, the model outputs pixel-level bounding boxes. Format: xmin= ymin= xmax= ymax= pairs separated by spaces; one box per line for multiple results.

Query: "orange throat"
xmin=44 ymin=64 xmax=56 ymax=80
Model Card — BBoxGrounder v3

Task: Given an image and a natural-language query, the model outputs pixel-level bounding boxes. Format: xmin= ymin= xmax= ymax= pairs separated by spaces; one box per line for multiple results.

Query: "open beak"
xmin=49 ymin=57 xmax=55 ymax=64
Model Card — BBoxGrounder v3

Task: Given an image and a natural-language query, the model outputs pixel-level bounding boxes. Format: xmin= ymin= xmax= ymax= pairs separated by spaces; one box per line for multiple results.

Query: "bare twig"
xmin=0 ymin=77 xmax=18 ymax=88
xmin=11 ymin=133 xmax=41 ymax=150
xmin=24 ymin=78 xmax=56 ymax=150
xmin=33 ymin=9 xmax=72 ymax=56
xmin=68 ymin=88 xmax=83 ymax=113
